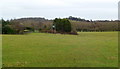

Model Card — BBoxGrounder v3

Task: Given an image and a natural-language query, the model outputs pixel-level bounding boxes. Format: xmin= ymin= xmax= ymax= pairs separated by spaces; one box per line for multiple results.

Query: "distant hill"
xmin=1 ymin=16 xmax=119 ymax=34
xmin=10 ymin=17 xmax=50 ymax=24
xmin=67 ymin=16 xmax=118 ymax=22
xmin=9 ymin=17 xmax=53 ymax=31
xmin=15 ymin=17 xmax=48 ymax=22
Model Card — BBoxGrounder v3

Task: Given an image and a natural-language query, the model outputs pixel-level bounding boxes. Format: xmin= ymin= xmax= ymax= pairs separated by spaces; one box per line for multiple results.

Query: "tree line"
xmin=1 ymin=17 xmax=119 ymax=34
xmin=71 ymin=21 xmax=118 ymax=32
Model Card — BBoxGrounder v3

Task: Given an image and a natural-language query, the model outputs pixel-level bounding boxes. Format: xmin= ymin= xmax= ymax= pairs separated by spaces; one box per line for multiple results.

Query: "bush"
xmin=25 ymin=27 xmax=34 ymax=32
xmin=2 ymin=25 xmax=16 ymax=34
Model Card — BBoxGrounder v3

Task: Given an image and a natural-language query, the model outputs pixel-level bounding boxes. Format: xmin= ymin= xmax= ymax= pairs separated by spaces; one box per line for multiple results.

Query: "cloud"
xmin=0 ymin=0 xmax=119 ymax=20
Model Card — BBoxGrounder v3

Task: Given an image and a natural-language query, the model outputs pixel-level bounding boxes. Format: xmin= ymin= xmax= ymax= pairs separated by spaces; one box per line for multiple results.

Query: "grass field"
xmin=2 ymin=32 xmax=118 ymax=67
xmin=0 ymin=35 xmax=2 ymax=68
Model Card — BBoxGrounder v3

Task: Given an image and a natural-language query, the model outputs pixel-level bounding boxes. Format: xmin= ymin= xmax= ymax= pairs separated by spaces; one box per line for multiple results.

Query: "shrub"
xmin=2 ymin=25 xmax=16 ymax=34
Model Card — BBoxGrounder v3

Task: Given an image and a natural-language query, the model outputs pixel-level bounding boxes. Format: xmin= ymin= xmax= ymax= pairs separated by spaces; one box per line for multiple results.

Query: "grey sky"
xmin=0 ymin=0 xmax=119 ymax=20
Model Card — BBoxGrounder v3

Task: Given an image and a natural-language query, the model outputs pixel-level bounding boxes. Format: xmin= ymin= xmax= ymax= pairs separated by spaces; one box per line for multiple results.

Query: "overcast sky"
xmin=0 ymin=0 xmax=119 ymax=20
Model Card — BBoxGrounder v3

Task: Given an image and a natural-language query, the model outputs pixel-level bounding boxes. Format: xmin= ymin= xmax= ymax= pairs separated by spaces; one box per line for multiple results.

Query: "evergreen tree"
xmin=2 ymin=19 xmax=16 ymax=34
xmin=53 ymin=18 xmax=71 ymax=33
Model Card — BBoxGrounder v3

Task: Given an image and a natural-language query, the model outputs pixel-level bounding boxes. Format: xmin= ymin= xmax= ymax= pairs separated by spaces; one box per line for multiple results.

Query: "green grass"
xmin=0 ymin=35 xmax=2 ymax=68
xmin=2 ymin=32 xmax=118 ymax=67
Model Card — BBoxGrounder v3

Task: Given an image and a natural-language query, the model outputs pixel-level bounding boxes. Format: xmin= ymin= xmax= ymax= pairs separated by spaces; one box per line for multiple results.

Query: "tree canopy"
xmin=53 ymin=18 xmax=72 ymax=33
